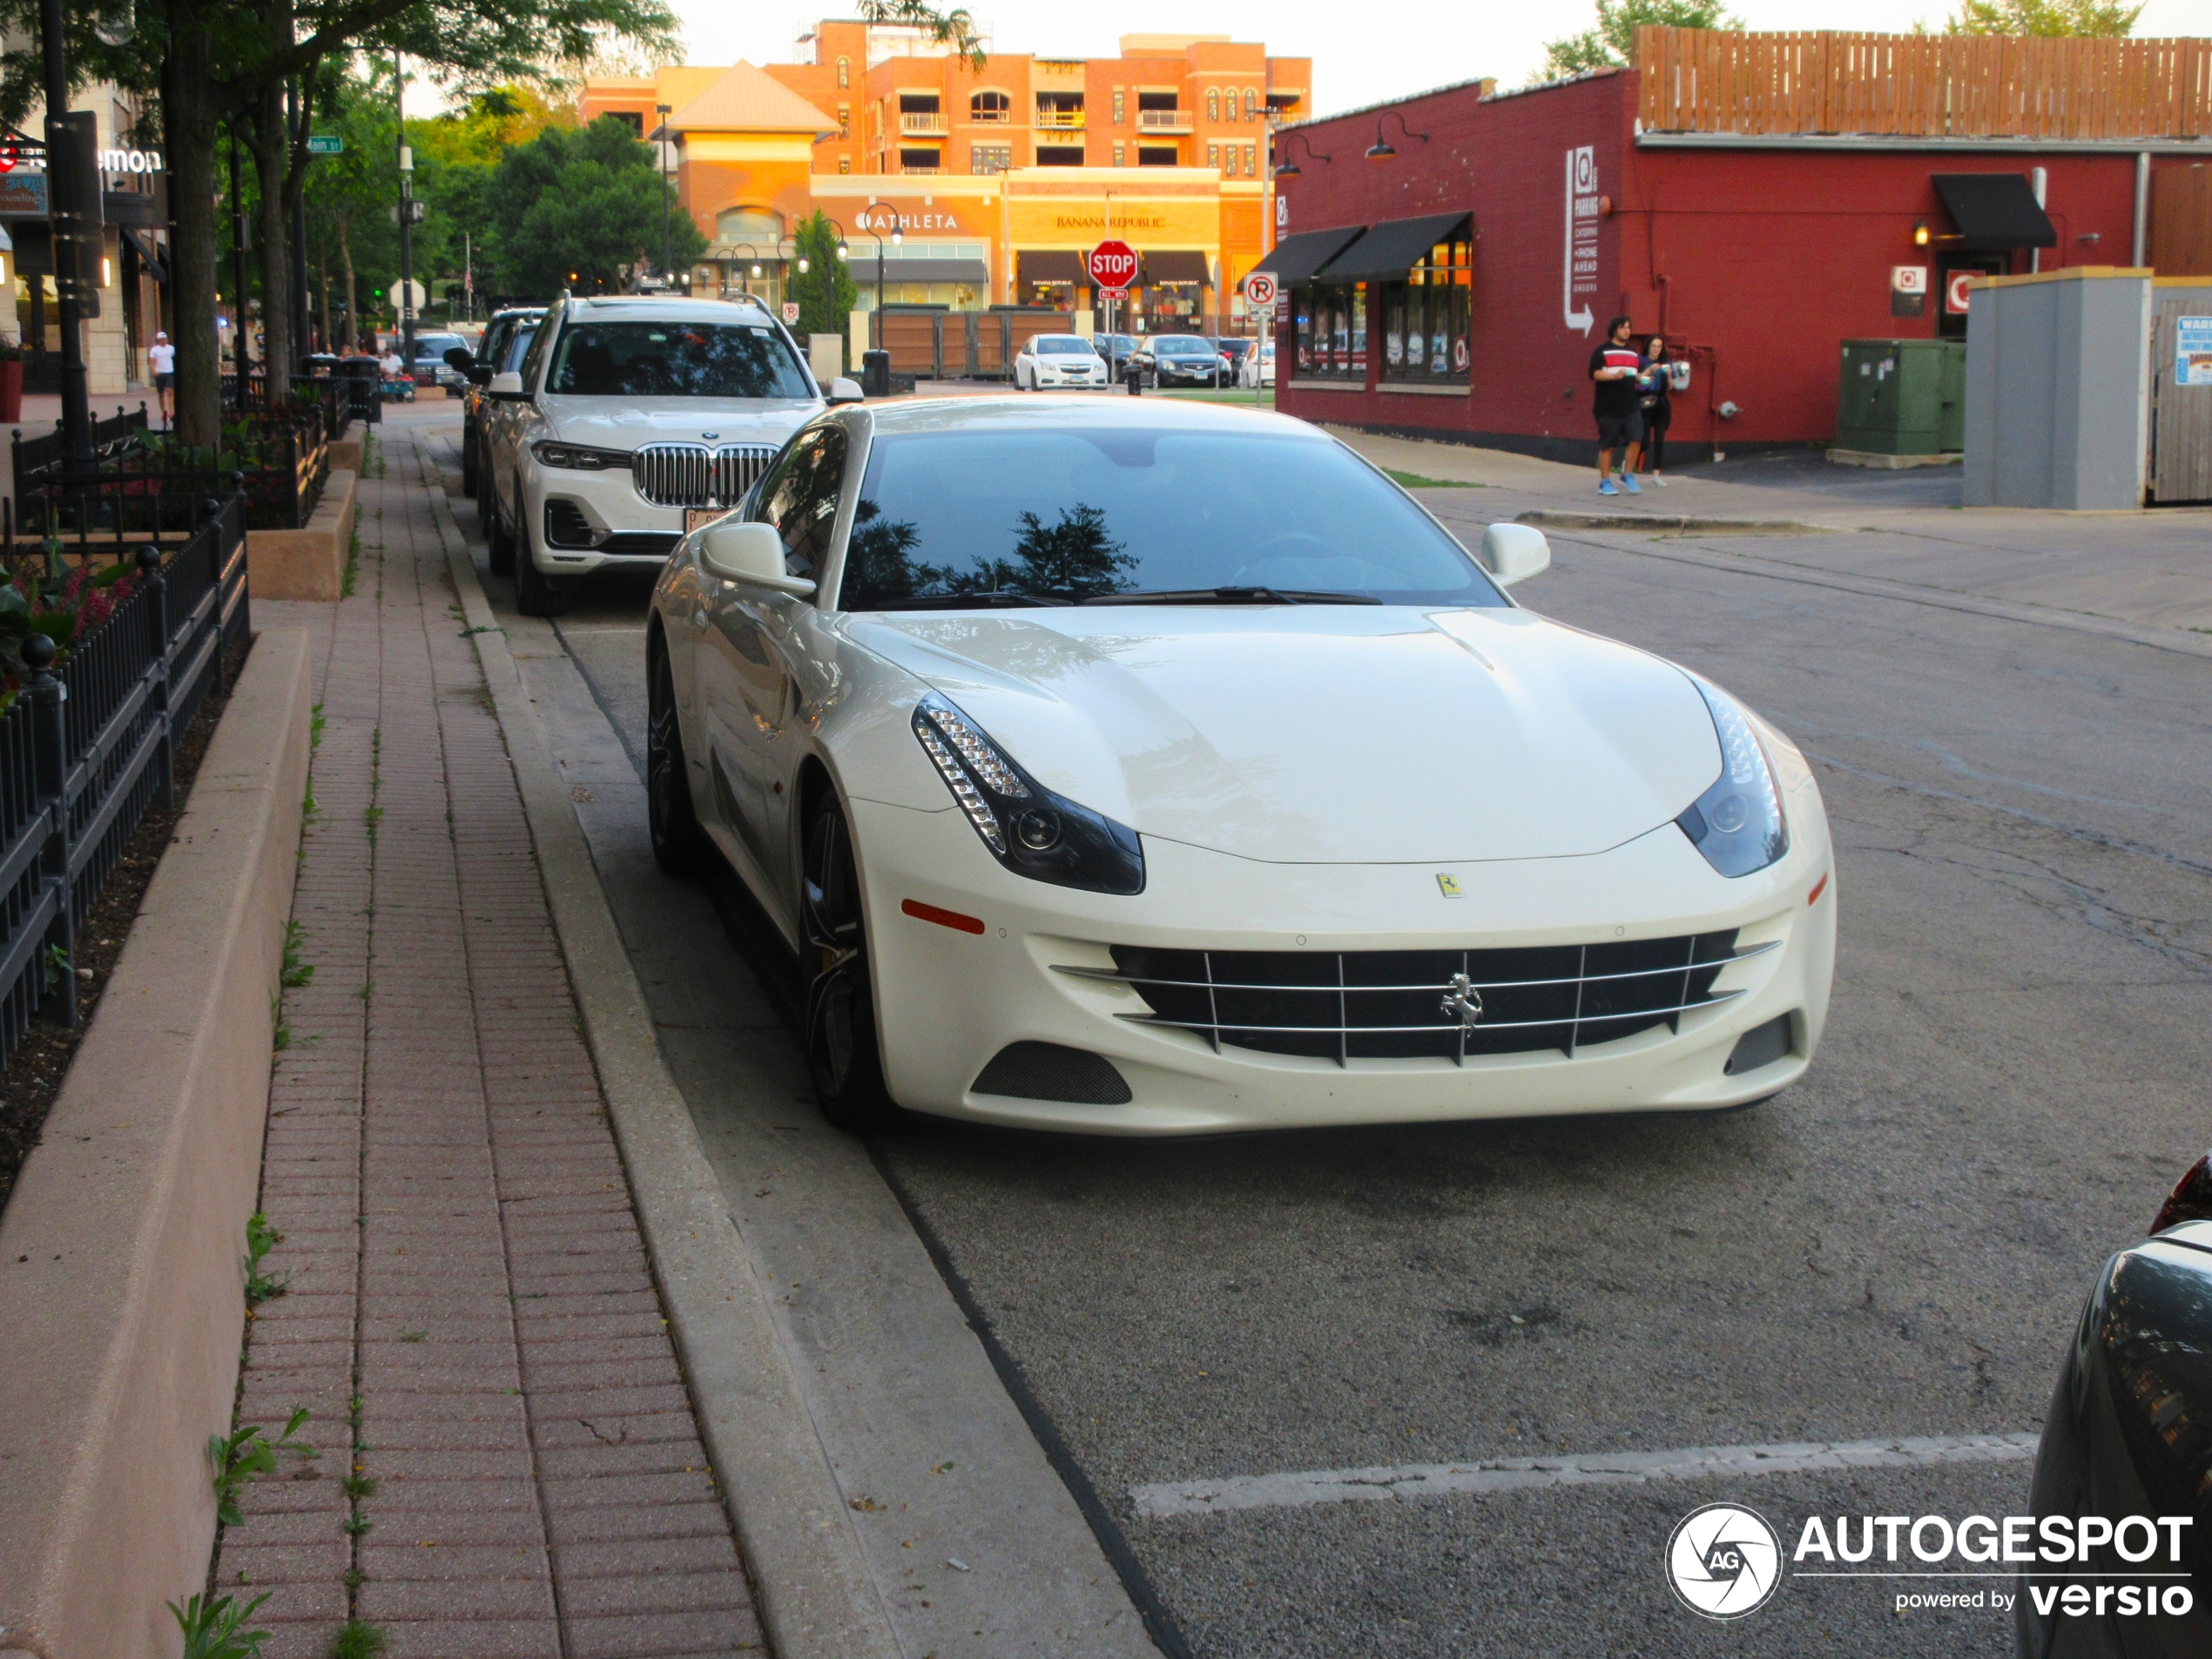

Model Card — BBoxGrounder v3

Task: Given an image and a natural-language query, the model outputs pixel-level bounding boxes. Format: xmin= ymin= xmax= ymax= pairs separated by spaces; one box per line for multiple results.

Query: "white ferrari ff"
xmin=646 ymin=397 xmax=1835 ymax=1136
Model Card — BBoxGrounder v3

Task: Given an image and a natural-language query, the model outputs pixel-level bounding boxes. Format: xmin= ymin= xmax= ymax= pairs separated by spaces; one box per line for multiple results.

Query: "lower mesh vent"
xmin=973 ymin=1042 xmax=1132 ymax=1105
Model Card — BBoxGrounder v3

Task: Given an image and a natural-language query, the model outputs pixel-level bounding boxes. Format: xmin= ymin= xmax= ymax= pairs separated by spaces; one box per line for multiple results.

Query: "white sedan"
xmin=1014 ymin=334 xmax=1109 ymax=391
xmin=646 ymin=396 xmax=1835 ymax=1136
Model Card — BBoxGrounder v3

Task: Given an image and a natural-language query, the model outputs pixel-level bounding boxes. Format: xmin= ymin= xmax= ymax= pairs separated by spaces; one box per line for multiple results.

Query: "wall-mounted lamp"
xmin=1912 ymin=221 xmax=1930 ymax=246
xmin=2078 ymin=231 xmax=2101 ymax=245
xmin=1366 ymin=110 xmax=1430 ymax=164
xmin=101 ymin=256 xmax=113 ymax=287
xmin=1272 ymin=132 xmax=1331 ymax=179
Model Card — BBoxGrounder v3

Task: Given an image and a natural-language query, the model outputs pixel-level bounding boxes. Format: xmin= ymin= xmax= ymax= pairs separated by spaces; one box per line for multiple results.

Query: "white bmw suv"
xmin=482 ymin=293 xmax=859 ymax=615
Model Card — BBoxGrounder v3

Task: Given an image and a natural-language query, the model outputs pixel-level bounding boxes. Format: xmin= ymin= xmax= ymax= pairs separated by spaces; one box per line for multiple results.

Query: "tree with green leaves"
xmin=1541 ymin=0 xmax=1741 ymax=81
xmin=1940 ymin=0 xmax=2141 ymax=34
xmin=788 ymin=211 xmax=859 ymax=345
xmin=492 ymin=115 xmax=705 ymax=295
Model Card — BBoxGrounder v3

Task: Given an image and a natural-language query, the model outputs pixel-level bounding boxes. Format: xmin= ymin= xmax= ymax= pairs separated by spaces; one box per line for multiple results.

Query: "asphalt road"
xmin=444 ymin=422 xmax=2212 ymax=1656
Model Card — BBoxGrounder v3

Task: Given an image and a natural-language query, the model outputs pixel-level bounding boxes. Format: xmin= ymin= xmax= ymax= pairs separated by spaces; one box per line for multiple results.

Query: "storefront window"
xmin=1379 ymin=238 xmax=1471 ymax=386
xmin=1294 ymin=283 xmax=1366 ymax=382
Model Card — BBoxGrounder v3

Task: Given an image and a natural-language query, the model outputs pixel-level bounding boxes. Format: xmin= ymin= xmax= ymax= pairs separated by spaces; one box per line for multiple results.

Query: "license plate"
xmin=685 ymin=508 xmax=727 ymax=533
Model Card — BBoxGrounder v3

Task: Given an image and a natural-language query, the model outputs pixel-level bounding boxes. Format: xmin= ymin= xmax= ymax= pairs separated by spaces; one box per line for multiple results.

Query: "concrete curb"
xmin=1515 ymin=508 xmax=1831 ymax=535
xmin=0 ymin=630 xmax=312 ymax=1659
xmin=425 ymin=470 xmax=901 ymax=1659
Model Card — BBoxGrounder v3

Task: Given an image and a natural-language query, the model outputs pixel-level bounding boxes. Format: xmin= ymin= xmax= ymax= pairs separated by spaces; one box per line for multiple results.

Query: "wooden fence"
xmin=1635 ymin=27 xmax=2212 ymax=140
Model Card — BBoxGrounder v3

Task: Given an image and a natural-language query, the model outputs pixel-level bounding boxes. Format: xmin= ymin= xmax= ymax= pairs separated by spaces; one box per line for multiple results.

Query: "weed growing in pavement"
xmin=310 ymin=703 xmax=326 ymax=751
xmin=209 ymin=1407 xmax=314 ymax=1526
xmin=280 ymin=923 xmax=314 ymax=990
xmin=40 ymin=941 xmax=68 ymax=992
xmin=332 ymin=1620 xmax=387 ymax=1659
xmin=342 ymin=1470 xmax=379 ymax=1500
xmin=243 ymin=1211 xmax=289 ymax=1305
xmin=342 ymin=1511 xmax=372 ymax=1535
xmin=168 ymin=1590 xmax=273 ymax=1659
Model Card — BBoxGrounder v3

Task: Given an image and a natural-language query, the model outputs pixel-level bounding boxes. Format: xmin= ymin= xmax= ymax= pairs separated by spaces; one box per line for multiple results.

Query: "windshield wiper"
xmin=879 ymin=590 xmax=1073 ymax=610
xmin=1079 ymin=586 xmax=1382 ymax=607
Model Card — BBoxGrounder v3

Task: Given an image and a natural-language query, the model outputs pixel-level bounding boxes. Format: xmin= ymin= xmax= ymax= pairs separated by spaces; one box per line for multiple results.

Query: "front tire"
xmin=801 ymin=798 xmax=894 ymax=1134
xmin=647 ymin=644 xmax=711 ymax=877
xmin=512 ymin=483 xmax=572 ymax=617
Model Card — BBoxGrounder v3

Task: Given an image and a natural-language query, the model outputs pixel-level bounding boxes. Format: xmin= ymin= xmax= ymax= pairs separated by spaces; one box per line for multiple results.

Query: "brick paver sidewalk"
xmin=219 ymin=421 xmax=762 ymax=1656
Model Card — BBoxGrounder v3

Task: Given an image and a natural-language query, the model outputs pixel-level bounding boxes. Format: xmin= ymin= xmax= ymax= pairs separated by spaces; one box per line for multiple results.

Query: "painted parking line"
xmin=1130 ymin=1433 xmax=2040 ymax=1521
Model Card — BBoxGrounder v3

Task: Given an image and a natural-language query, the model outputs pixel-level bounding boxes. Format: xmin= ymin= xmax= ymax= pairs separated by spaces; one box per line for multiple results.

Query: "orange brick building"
xmin=581 ymin=26 xmax=1311 ymax=334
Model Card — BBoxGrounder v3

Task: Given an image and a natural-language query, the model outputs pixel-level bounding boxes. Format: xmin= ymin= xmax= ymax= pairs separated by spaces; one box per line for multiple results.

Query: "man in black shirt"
xmin=1588 ymin=314 xmax=1643 ymax=496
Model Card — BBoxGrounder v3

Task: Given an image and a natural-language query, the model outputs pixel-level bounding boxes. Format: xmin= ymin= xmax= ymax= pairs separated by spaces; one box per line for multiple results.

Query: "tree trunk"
xmin=318 ymin=253 xmax=330 ymax=352
xmin=164 ymin=15 xmax=226 ymax=448
xmin=249 ymin=78 xmax=292 ymax=402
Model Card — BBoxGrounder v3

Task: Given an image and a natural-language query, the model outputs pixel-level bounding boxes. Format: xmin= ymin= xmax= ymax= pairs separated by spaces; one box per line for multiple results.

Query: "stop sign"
xmin=1088 ymin=239 xmax=1138 ymax=291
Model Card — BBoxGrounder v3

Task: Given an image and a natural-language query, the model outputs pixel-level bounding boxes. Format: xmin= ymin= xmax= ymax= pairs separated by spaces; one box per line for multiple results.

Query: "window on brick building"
xmin=837 ymin=56 xmax=850 ymax=88
xmin=1379 ymin=235 xmax=1472 ymax=386
xmin=972 ymin=145 xmax=1011 ymax=174
xmin=1112 ymin=88 xmax=1124 ymax=125
xmin=1207 ymin=89 xmax=1220 ymax=121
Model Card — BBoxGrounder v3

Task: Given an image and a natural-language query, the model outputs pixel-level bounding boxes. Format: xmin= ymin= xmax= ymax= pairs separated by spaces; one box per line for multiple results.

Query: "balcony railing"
xmin=900 ymin=111 xmax=948 ymax=134
xmin=1137 ymin=109 xmax=1190 ymax=132
xmin=1035 ymin=107 xmax=1086 ymax=129
xmin=900 ymin=164 xmax=942 ymax=175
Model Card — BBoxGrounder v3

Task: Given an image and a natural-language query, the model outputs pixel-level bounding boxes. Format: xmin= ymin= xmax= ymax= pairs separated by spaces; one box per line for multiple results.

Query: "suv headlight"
xmin=1676 ymin=677 xmax=1790 ymax=877
xmin=911 ymin=695 xmax=1144 ymax=895
xmin=531 ymin=441 xmax=629 ymax=470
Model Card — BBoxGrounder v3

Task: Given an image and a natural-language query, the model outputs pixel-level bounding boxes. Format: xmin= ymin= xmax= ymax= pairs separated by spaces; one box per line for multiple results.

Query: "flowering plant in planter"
xmin=0 ymin=557 xmax=141 ymax=711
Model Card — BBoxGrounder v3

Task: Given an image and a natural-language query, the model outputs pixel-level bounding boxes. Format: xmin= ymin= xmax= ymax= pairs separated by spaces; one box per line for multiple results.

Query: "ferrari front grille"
xmin=1060 ymin=932 xmax=1770 ymax=1065
xmin=631 ymin=442 xmax=779 ymax=509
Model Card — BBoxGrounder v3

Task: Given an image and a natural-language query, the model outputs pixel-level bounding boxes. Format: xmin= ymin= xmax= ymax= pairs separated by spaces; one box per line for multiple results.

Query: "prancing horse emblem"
xmin=1441 ymin=972 xmax=1485 ymax=1029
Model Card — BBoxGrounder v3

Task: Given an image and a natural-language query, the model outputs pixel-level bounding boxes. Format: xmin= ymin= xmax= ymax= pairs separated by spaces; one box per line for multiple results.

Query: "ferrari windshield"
xmin=545 ymin=320 xmax=813 ymax=399
xmin=840 ymin=427 xmax=1503 ymax=609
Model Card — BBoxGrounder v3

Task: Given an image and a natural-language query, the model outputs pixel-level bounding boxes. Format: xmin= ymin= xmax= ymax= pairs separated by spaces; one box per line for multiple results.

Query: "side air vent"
xmin=1724 ymin=1014 xmax=1796 ymax=1076
xmin=972 ymin=1042 xmax=1132 ymax=1105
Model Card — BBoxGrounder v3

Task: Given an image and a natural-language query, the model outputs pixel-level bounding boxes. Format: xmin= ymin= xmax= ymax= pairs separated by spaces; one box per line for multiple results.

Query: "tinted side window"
xmin=518 ymin=309 xmax=558 ymax=390
xmin=752 ymin=428 xmax=846 ymax=578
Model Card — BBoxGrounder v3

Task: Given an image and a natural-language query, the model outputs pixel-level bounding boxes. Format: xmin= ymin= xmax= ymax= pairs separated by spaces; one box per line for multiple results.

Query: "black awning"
xmin=1251 ymin=225 xmax=1364 ymax=288
xmin=1143 ymin=250 xmax=1209 ymax=284
xmin=1018 ymin=250 xmax=1085 ymax=283
xmin=1315 ymin=212 xmax=1471 ymax=281
xmin=852 ymin=258 xmax=990 ymax=285
xmin=1932 ymin=174 xmax=2056 ymax=253
xmin=123 ymin=225 xmax=168 ymax=284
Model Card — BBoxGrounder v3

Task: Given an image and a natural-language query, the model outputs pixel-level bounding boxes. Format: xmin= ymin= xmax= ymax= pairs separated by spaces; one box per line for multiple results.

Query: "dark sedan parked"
xmin=2017 ymin=1156 xmax=2212 ymax=1658
xmin=449 ymin=308 xmax=543 ymax=502
xmin=1128 ymin=334 xmax=1230 ymax=389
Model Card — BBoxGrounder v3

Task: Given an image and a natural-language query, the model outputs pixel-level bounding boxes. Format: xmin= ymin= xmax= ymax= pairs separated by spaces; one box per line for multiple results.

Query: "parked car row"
xmin=1012 ymin=332 xmax=1271 ymax=393
xmin=442 ymin=292 xmax=855 ymax=617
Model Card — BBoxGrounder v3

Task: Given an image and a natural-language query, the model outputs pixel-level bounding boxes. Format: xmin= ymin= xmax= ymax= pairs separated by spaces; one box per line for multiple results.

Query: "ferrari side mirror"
xmin=700 ymin=519 xmax=818 ymax=597
xmin=1481 ymin=523 xmax=1551 ymax=587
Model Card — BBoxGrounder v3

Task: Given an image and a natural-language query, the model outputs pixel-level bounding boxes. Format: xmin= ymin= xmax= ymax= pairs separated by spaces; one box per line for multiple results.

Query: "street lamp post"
xmin=395 ymin=54 xmax=415 ymax=372
xmin=652 ymin=104 xmax=672 ymax=287
xmin=36 ymin=0 xmax=91 ymax=471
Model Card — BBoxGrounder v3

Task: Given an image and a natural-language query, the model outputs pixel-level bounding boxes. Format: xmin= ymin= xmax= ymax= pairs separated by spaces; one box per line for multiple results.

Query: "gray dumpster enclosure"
xmin=1963 ymin=267 xmax=2151 ymax=511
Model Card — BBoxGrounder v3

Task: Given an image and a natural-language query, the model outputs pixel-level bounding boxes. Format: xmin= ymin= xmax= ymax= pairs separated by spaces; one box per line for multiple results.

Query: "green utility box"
xmin=1835 ymin=339 xmax=1966 ymax=455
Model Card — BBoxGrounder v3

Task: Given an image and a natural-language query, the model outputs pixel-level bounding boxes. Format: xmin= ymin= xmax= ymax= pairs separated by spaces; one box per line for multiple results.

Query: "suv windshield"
xmin=840 ymin=428 xmax=1502 ymax=610
xmin=546 ymin=320 xmax=813 ymax=399
xmin=1035 ymin=337 xmax=1095 ymax=355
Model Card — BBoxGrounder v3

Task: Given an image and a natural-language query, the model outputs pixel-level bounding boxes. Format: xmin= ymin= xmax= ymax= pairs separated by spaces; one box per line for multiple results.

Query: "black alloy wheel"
xmin=801 ymin=798 xmax=894 ymax=1133
xmin=646 ymin=646 xmax=711 ymax=877
xmin=512 ymin=482 xmax=572 ymax=617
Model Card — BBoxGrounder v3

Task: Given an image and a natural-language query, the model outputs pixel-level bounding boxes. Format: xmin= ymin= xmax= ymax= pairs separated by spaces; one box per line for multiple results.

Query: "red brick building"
xmin=1264 ymin=30 xmax=2212 ymax=462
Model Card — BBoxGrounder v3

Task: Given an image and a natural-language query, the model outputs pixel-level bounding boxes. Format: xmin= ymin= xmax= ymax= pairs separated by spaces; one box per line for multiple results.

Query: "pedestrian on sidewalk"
xmin=1638 ymin=335 xmax=1673 ymax=488
xmin=1589 ymin=315 xmax=1642 ymax=496
xmin=147 ymin=332 xmax=175 ymax=428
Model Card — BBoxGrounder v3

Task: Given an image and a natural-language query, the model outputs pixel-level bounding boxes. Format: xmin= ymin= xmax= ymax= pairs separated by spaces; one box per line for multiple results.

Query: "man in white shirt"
xmin=146 ymin=331 xmax=176 ymax=428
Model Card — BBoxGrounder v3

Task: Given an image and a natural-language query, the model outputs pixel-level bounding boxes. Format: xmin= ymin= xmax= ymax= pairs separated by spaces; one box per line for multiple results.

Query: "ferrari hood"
xmin=541 ymin=395 xmax=819 ymax=450
xmin=846 ymin=606 xmax=1723 ymax=864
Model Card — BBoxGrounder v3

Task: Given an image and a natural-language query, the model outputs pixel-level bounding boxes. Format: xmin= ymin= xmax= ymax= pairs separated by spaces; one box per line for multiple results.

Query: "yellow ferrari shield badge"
xmin=1436 ymin=873 xmax=1463 ymax=898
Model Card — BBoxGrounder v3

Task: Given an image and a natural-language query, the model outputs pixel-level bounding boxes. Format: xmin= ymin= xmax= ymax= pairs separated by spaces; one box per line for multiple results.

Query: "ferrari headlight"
xmin=911 ymin=696 xmax=1144 ymax=895
xmin=1676 ymin=678 xmax=1790 ymax=877
xmin=531 ymin=440 xmax=629 ymax=469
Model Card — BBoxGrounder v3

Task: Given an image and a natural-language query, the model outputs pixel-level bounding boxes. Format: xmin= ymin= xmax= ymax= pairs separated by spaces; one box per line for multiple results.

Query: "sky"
xmin=659 ymin=0 xmax=2208 ymax=120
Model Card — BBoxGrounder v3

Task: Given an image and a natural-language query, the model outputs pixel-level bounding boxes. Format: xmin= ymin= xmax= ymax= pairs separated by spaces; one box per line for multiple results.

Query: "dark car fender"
xmin=2019 ymin=1237 xmax=2212 ymax=1659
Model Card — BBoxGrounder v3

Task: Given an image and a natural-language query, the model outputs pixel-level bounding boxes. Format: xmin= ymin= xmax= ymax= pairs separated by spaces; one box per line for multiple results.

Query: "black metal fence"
xmin=7 ymin=401 xmax=334 ymax=561
xmin=0 ymin=494 xmax=251 ymax=1065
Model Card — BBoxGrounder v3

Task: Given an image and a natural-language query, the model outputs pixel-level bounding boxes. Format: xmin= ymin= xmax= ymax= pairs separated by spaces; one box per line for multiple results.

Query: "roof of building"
xmin=668 ymin=62 xmax=836 ymax=136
